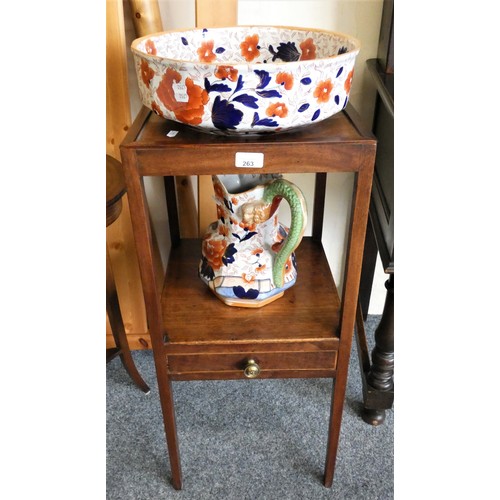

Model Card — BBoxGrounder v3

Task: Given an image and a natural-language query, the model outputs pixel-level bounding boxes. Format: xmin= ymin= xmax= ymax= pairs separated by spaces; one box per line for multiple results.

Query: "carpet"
xmin=106 ymin=315 xmax=393 ymax=499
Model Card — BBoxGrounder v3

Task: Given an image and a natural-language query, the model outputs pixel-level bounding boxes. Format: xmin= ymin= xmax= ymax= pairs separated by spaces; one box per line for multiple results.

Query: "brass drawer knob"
xmin=243 ymin=359 xmax=260 ymax=378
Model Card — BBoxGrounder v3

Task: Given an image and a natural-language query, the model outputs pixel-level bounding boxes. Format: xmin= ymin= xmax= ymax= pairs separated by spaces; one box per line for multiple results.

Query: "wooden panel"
xmin=129 ymin=0 xmax=163 ymax=35
xmin=196 ymin=0 xmax=238 ymax=27
xmin=126 ymin=109 xmax=373 ymax=177
xmin=168 ymin=350 xmax=337 ymax=375
xmin=195 ymin=0 xmax=238 ymax=237
xmin=106 ymin=196 xmax=148 ymax=333
xmin=165 ymin=338 xmax=339 ymax=354
xmin=106 ymin=0 xmax=148 ymax=336
xmin=170 ymin=369 xmax=336 ymax=381
xmin=106 ymin=0 xmax=130 ymax=158
xmin=107 ymin=331 xmax=152 ymax=350
xmin=197 ymin=174 xmax=216 ymax=237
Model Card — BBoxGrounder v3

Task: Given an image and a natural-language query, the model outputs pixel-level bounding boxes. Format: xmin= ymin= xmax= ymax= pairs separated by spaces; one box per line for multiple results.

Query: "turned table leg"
xmin=107 ymin=247 xmax=150 ymax=394
xmin=362 ymin=274 xmax=394 ymax=425
xmin=106 ymin=155 xmax=150 ymax=394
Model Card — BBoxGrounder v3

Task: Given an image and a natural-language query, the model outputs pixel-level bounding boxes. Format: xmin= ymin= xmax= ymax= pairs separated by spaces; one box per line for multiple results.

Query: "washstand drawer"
xmin=167 ymin=346 xmax=338 ymax=380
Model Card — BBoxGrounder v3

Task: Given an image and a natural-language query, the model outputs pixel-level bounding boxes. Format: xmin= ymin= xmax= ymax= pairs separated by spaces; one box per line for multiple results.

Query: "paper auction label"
xmin=235 ymin=152 xmax=264 ymax=168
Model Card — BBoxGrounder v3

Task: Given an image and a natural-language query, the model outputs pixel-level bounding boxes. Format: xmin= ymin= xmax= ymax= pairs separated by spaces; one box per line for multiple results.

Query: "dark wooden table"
xmin=357 ymin=59 xmax=394 ymax=425
xmin=120 ymin=105 xmax=376 ymax=490
xmin=106 ymin=155 xmax=150 ymax=393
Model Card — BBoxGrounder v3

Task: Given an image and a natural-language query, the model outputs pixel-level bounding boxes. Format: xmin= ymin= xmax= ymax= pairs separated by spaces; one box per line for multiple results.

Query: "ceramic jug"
xmin=199 ymin=174 xmax=307 ymax=307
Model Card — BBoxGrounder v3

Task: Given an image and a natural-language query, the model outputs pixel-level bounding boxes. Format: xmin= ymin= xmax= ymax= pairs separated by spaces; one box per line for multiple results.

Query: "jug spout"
xmin=217 ymin=174 xmax=282 ymax=194
xmin=199 ymin=174 xmax=307 ymax=308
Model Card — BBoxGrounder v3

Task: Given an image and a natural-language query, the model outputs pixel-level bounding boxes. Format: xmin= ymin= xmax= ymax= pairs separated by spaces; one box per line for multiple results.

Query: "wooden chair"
xmin=106 ymin=154 xmax=150 ymax=393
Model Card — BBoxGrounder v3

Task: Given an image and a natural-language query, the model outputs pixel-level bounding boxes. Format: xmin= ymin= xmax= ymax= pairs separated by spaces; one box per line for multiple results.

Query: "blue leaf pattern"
xmin=268 ymin=42 xmax=300 ymax=62
xmin=300 ymin=77 xmax=312 ymax=85
xmin=205 ymin=78 xmax=231 ymax=93
xmin=232 ymin=231 xmax=258 ymax=242
xmin=181 ymin=37 xmax=188 ymax=46
xmin=215 ymin=47 xmax=225 ymax=53
xmin=336 ymin=67 xmax=343 ymax=78
xmin=254 ymin=70 xmax=271 ymax=89
xmin=211 ymin=96 xmax=243 ymax=130
xmin=234 ymin=74 xmax=244 ymax=93
xmin=298 ymin=103 xmax=310 ymax=112
xmin=222 ymin=243 xmax=237 ymax=266
xmin=210 ymin=83 xmax=232 ymax=93
xmin=256 ymin=89 xmax=282 ymax=99
xmin=223 ymin=197 xmax=234 ymax=213
xmin=312 ymin=109 xmax=321 ymax=121
xmin=232 ymin=94 xmax=259 ymax=109
xmin=233 ymin=286 xmax=259 ymax=300
xmin=334 ymin=95 xmax=340 ymax=105
xmin=200 ymin=257 xmax=215 ymax=280
xmin=241 ymin=231 xmax=257 ymax=242
xmin=252 ymin=112 xmax=279 ymax=128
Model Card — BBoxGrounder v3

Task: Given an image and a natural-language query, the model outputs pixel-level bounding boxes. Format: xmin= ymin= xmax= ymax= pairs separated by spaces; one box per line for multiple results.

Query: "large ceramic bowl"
xmin=132 ymin=26 xmax=360 ymax=135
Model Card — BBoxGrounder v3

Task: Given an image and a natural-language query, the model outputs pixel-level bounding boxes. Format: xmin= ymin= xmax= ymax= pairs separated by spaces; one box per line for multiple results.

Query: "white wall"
xmin=125 ymin=0 xmax=386 ymax=313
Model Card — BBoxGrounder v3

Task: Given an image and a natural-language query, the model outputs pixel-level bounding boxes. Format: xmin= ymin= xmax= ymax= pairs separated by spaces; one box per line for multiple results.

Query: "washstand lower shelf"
xmin=161 ymin=238 xmax=341 ymax=381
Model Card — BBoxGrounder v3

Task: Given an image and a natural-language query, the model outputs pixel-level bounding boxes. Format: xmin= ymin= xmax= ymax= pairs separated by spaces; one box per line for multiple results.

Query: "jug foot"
xmin=211 ymin=289 xmax=284 ymax=308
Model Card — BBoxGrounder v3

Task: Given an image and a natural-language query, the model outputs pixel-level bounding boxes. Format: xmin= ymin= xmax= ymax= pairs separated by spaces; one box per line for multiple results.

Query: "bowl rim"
xmin=131 ymin=25 xmax=361 ymax=66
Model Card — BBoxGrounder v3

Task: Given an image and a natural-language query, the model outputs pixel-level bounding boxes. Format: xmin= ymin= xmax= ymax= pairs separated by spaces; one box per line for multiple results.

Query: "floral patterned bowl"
xmin=132 ymin=26 xmax=360 ymax=134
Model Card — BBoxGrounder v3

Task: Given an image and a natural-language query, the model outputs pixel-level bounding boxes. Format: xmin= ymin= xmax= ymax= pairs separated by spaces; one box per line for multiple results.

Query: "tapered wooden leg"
xmin=121 ymin=150 xmax=183 ymax=488
xmin=107 ymin=246 xmax=150 ymax=393
xmin=156 ymin=375 xmax=182 ymax=489
xmin=324 ymin=163 xmax=374 ymax=487
xmin=323 ymin=379 xmax=345 ymax=488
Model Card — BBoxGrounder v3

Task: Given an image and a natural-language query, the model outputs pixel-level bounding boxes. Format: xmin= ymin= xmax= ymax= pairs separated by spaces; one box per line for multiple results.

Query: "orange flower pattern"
xmin=176 ymin=78 xmax=209 ymax=124
xmin=313 ymin=79 xmax=333 ymax=103
xmin=197 ymin=40 xmax=216 ymax=63
xmin=202 ymin=236 xmax=227 ymax=270
xmin=156 ymin=68 xmax=182 ymax=109
xmin=299 ymin=38 xmax=316 ymax=60
xmin=276 ymin=72 xmax=294 ymax=90
xmin=215 ymin=65 xmax=239 ymax=82
xmin=266 ymin=102 xmax=288 ymax=118
xmin=214 ymin=181 xmax=225 ymax=201
xmin=344 ymin=69 xmax=354 ymax=94
xmin=156 ymin=68 xmax=209 ymax=125
xmin=145 ymin=39 xmax=157 ymax=55
xmin=140 ymin=60 xmax=155 ymax=88
xmin=240 ymin=34 xmax=260 ymax=62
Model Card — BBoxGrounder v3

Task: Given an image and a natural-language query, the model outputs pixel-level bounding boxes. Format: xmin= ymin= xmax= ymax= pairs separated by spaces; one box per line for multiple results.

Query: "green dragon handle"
xmin=263 ymin=179 xmax=307 ymax=288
